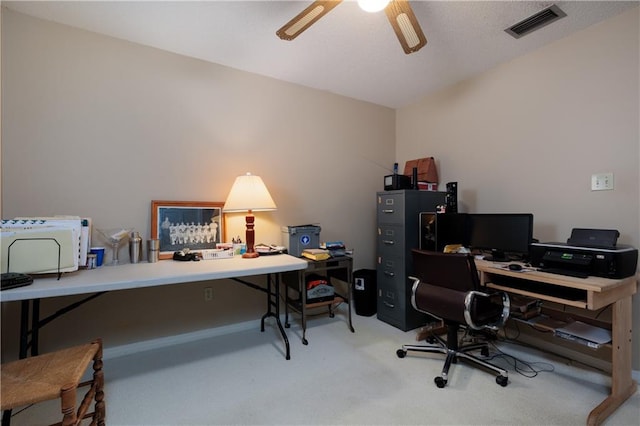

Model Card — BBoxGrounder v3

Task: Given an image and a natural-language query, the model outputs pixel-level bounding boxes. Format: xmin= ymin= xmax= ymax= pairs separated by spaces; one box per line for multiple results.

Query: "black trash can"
xmin=353 ymin=269 xmax=377 ymax=316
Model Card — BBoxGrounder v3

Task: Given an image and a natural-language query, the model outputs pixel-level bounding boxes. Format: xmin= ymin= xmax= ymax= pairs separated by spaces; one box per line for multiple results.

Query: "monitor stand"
xmin=483 ymin=249 xmax=510 ymax=262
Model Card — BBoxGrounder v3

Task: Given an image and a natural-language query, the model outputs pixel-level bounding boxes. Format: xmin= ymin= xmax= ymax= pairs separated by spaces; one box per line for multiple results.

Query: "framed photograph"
xmin=151 ymin=200 xmax=224 ymax=260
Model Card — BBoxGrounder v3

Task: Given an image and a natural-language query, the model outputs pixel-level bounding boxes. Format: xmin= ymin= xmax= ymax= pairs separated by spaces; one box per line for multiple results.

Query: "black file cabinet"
xmin=376 ymin=190 xmax=446 ymax=331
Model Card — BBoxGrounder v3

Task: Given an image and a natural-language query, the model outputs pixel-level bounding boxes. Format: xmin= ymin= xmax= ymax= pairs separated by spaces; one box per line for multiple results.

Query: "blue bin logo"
xmin=300 ymin=234 xmax=311 ymax=246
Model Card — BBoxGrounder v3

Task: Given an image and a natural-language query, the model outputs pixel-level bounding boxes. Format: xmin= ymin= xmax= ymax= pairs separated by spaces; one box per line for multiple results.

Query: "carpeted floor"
xmin=6 ymin=306 xmax=639 ymax=425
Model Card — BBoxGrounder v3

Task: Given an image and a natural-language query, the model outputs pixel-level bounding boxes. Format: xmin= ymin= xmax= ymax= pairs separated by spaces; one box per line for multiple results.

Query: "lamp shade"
xmin=223 ymin=173 xmax=277 ymax=212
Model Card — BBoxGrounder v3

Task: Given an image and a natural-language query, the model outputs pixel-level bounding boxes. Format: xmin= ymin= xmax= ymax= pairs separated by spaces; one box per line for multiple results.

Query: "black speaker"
xmin=445 ymin=182 xmax=458 ymax=213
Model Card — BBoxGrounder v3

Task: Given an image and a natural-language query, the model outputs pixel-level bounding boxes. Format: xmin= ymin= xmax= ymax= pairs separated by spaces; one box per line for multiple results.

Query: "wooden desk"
xmin=476 ymin=260 xmax=637 ymax=426
xmin=0 ymin=255 xmax=308 ymax=360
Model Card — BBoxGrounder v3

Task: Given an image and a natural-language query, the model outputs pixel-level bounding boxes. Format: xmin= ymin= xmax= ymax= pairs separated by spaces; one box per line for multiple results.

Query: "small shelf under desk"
xmin=286 ymin=295 xmax=348 ymax=312
xmin=476 ymin=260 xmax=637 ymax=426
xmin=282 ymin=256 xmax=355 ymax=345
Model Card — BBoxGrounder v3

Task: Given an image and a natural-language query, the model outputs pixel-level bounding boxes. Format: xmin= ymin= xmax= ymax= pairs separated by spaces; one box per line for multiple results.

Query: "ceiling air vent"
xmin=505 ymin=4 xmax=567 ymax=39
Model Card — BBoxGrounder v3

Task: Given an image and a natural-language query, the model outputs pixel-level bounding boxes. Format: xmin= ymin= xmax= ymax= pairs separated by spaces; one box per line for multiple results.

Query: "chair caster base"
xmin=496 ymin=375 xmax=508 ymax=387
xmin=396 ymin=349 xmax=407 ymax=358
xmin=434 ymin=376 xmax=447 ymax=388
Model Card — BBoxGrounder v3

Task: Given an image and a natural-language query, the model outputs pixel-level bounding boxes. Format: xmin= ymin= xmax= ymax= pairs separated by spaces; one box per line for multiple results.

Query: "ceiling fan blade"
xmin=384 ymin=0 xmax=427 ymax=54
xmin=276 ymin=1 xmax=343 ymax=41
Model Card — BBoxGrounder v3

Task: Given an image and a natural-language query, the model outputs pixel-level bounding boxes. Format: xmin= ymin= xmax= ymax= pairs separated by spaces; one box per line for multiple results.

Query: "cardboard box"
xmin=281 ymin=225 xmax=321 ymax=257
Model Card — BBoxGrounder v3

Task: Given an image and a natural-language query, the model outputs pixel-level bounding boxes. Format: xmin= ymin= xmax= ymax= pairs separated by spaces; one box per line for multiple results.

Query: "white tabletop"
xmin=0 ymin=254 xmax=309 ymax=302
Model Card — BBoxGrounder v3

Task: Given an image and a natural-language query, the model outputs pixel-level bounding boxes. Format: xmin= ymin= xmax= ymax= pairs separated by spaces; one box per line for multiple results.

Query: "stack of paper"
xmin=2 ymin=216 xmax=92 ymax=273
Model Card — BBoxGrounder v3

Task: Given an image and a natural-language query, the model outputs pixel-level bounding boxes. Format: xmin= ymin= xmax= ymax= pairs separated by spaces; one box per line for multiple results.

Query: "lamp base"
xmin=242 ymin=252 xmax=259 ymax=259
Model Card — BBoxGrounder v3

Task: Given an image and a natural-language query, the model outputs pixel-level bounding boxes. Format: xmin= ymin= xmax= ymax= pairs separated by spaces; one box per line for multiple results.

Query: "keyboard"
xmin=538 ymin=267 xmax=589 ymax=279
xmin=1 ymin=272 xmax=34 ymax=290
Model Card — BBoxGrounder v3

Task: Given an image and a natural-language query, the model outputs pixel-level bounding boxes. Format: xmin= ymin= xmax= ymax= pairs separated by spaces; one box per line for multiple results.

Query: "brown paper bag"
xmin=404 ymin=157 xmax=438 ymax=183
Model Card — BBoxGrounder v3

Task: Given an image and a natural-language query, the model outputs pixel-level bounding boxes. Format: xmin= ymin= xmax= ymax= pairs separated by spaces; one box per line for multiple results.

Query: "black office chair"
xmin=396 ymin=250 xmax=510 ymax=388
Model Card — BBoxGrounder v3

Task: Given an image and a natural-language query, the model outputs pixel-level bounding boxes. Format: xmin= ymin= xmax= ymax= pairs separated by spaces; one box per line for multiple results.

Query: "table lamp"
xmin=223 ymin=173 xmax=277 ymax=258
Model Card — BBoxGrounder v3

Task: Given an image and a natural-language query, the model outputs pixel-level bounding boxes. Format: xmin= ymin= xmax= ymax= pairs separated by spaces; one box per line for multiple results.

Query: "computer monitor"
xmin=468 ymin=213 xmax=533 ymax=262
xmin=434 ymin=213 xmax=470 ymax=252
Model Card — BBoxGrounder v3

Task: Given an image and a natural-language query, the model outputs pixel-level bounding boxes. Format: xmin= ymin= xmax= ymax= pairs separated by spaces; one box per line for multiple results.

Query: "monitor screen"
xmin=434 ymin=213 xmax=470 ymax=252
xmin=468 ymin=213 xmax=533 ymax=261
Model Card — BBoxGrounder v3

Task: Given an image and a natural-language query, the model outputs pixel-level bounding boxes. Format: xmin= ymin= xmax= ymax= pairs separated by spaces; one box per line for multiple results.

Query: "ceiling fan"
xmin=276 ymin=0 xmax=427 ymax=54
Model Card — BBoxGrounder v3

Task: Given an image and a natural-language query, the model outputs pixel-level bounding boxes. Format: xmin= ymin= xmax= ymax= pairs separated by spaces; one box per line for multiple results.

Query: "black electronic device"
xmin=508 ymin=263 xmax=523 ymax=271
xmin=384 ymin=174 xmax=411 ymax=190
xmin=468 ymin=213 xmax=534 ymax=262
xmin=445 ymin=182 xmax=458 ymax=213
xmin=530 ymin=242 xmax=638 ymax=279
xmin=1 ymin=272 xmax=34 ymax=290
xmin=567 ymin=228 xmax=619 ymax=249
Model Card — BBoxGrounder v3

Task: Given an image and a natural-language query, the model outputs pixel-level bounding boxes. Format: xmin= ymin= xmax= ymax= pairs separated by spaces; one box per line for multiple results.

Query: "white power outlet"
xmin=591 ymin=173 xmax=614 ymax=191
xmin=204 ymin=287 xmax=213 ymax=301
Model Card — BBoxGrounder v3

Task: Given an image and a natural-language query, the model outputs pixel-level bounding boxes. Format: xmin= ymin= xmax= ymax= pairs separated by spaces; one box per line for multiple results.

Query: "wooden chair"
xmin=1 ymin=338 xmax=105 ymax=426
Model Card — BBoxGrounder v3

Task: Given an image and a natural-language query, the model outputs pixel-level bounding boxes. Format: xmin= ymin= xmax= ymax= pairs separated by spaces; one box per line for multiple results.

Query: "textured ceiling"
xmin=4 ymin=1 xmax=638 ymax=108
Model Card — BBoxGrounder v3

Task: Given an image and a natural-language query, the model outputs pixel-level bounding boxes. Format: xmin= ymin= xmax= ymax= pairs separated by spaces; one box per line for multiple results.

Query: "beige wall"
xmin=2 ymin=6 xmax=639 ymax=371
xmin=397 ymin=7 xmax=640 ymax=369
xmin=0 ymin=10 xmax=394 ymax=357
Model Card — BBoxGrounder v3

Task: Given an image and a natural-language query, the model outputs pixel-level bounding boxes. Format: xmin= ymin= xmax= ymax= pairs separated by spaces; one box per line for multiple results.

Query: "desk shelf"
xmin=486 ymin=282 xmax=587 ymax=309
xmin=509 ymin=315 xmax=613 ymax=350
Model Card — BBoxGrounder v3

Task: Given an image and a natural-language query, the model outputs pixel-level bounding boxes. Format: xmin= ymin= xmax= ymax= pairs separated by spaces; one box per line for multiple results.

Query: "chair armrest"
xmin=409 ymin=276 xmax=421 ymax=311
xmin=464 ymin=290 xmax=510 ymax=330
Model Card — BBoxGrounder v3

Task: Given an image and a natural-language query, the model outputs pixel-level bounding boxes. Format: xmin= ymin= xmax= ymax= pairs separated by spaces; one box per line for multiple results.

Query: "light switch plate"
xmin=591 ymin=173 xmax=614 ymax=191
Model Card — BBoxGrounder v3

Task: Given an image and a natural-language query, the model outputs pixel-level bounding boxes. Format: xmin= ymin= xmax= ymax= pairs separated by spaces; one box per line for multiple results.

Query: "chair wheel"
xmin=496 ymin=375 xmax=508 ymax=387
xmin=434 ymin=376 xmax=446 ymax=388
xmin=481 ymin=347 xmax=489 ymax=356
xmin=396 ymin=349 xmax=407 ymax=358
xmin=426 ymin=336 xmax=436 ymax=344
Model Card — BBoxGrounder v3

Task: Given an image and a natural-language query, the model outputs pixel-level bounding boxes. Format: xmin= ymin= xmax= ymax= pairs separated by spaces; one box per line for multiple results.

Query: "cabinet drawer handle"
xmin=382 ymin=209 xmax=394 ymax=214
xmin=384 ymin=271 xmax=395 ymax=277
xmin=383 ymin=301 xmax=395 ymax=308
xmin=382 ymin=240 xmax=395 ymax=245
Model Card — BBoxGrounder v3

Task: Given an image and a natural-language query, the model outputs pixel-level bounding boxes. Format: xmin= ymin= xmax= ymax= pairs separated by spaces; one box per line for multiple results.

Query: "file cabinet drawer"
xmin=377 ymin=225 xmax=406 ymax=258
xmin=377 ymin=193 xmax=406 ymax=224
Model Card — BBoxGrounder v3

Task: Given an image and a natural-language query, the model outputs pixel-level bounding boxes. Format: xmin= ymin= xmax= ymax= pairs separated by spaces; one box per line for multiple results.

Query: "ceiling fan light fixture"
xmin=277 ymin=0 xmax=426 ymax=54
xmin=358 ymin=0 xmax=390 ymax=13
